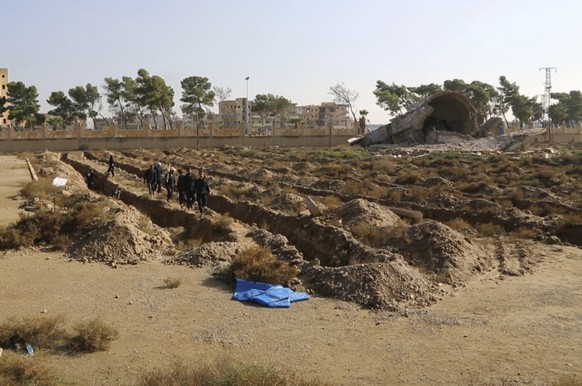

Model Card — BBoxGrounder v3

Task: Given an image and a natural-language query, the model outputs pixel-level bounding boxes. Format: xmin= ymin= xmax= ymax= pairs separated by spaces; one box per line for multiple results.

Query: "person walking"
xmin=86 ymin=170 xmax=96 ymax=189
xmin=107 ymin=155 xmax=115 ymax=177
xmin=165 ymin=168 xmax=176 ymax=202
xmin=194 ymin=168 xmax=210 ymax=215
xmin=153 ymin=162 xmax=163 ymax=194
xmin=143 ymin=165 xmax=156 ymax=195
xmin=176 ymin=169 xmax=186 ymax=208
xmin=184 ymin=168 xmax=195 ymax=210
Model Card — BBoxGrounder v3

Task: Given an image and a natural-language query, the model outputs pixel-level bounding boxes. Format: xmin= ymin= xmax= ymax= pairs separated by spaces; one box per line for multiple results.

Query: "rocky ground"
xmin=1 ymin=140 xmax=582 ymax=385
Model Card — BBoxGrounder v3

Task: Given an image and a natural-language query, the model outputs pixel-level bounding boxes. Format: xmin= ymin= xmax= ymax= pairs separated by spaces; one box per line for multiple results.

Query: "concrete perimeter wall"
xmin=0 ymin=124 xmax=356 ymax=152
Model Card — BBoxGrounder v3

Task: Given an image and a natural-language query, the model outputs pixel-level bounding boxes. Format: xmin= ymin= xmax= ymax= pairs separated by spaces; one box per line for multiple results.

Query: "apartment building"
xmin=218 ymin=98 xmax=351 ymax=132
xmin=218 ymin=98 xmax=253 ymax=129
xmin=0 ymin=68 xmax=8 ymax=127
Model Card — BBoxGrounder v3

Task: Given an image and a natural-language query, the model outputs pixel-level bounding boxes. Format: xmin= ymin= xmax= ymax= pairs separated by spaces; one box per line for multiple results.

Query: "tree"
xmin=329 ymin=83 xmax=359 ymax=128
xmin=373 ymin=81 xmax=415 ymax=116
xmin=0 ymin=96 xmax=7 ymax=123
xmin=68 ymin=84 xmax=100 ymax=129
xmin=180 ymin=76 xmax=216 ymax=126
xmin=212 ymin=86 xmax=231 ymax=102
xmin=7 ymin=81 xmax=42 ymax=129
xmin=251 ymin=94 xmax=292 ymax=127
xmin=135 ymin=69 xmax=174 ymax=130
xmin=496 ymin=76 xmax=520 ymax=127
xmin=409 ymin=83 xmax=443 ymax=99
xmin=551 ymin=91 xmax=582 ymax=127
xmin=47 ymin=91 xmax=76 ymax=126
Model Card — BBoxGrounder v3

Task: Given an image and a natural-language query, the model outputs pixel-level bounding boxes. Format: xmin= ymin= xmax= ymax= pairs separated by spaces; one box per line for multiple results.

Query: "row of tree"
xmin=1 ymin=71 xmax=580 ymax=130
xmin=373 ymin=76 xmax=582 ymax=127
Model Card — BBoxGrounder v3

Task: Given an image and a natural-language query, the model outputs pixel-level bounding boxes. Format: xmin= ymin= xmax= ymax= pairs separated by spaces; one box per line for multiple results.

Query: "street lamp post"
xmin=245 ymin=76 xmax=250 ymax=135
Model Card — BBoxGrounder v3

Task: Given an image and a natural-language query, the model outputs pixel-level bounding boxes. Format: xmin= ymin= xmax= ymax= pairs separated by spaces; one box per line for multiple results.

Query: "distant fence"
xmin=0 ymin=122 xmax=358 ymax=152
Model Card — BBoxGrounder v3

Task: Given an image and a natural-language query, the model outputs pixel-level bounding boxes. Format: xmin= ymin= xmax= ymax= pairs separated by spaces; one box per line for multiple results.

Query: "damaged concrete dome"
xmin=355 ymin=91 xmax=478 ymax=146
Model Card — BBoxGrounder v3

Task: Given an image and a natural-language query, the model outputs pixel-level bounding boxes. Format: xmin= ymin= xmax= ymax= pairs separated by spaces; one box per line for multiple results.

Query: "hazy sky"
xmin=3 ymin=0 xmax=581 ymax=124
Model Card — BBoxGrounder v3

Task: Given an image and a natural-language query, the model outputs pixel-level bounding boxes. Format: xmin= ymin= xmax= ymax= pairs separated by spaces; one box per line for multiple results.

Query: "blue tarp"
xmin=232 ymin=278 xmax=310 ymax=308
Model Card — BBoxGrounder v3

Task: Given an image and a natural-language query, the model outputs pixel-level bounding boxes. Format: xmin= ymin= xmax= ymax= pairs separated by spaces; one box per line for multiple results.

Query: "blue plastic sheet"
xmin=232 ymin=278 xmax=310 ymax=308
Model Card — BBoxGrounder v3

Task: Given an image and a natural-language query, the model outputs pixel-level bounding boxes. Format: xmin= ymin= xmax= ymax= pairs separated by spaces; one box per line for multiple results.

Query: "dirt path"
xmin=1 ymin=155 xmax=582 ymax=385
xmin=0 ymin=155 xmax=30 ymax=224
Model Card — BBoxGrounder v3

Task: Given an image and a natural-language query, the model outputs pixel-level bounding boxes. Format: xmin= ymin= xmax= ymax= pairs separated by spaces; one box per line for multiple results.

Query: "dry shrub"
xmin=163 ymin=277 xmax=182 ymax=289
xmin=212 ymin=214 xmax=234 ymax=236
xmin=368 ymin=186 xmax=390 ymax=199
xmin=319 ymin=163 xmax=351 ymax=177
xmin=0 ymin=351 xmax=60 ymax=386
xmin=512 ymin=227 xmax=537 ymax=240
xmin=221 ymin=246 xmax=297 ymax=286
xmin=0 ymin=315 xmax=67 ymax=350
xmin=67 ymin=319 xmax=119 ymax=352
xmin=395 ymin=170 xmax=422 ymax=185
xmin=323 ymin=195 xmax=342 ymax=210
xmin=407 ymin=186 xmax=429 ymax=202
xmin=340 ymin=180 xmax=365 ymax=195
xmin=475 ymin=223 xmax=505 ymax=237
xmin=137 ymin=358 xmax=332 ymax=386
xmin=371 ymin=158 xmax=397 ymax=173
xmin=457 ymin=181 xmax=489 ymax=194
xmin=20 ymin=178 xmax=64 ymax=203
xmin=445 ymin=217 xmax=471 ymax=231
xmin=350 ymin=223 xmax=387 ymax=248
xmin=551 ymin=375 xmax=582 ymax=386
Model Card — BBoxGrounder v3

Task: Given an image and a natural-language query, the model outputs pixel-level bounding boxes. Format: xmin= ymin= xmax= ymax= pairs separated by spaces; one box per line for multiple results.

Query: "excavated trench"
xmin=62 ymin=153 xmax=385 ymax=267
xmin=78 ymin=151 xmax=581 ymax=246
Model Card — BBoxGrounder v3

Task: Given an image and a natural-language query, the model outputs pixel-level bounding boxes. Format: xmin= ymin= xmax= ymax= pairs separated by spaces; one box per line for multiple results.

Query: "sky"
xmin=2 ymin=0 xmax=582 ymax=124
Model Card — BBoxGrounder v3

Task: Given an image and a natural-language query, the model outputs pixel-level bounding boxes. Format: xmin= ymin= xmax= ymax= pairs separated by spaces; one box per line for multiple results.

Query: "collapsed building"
xmin=353 ymin=91 xmax=506 ymax=147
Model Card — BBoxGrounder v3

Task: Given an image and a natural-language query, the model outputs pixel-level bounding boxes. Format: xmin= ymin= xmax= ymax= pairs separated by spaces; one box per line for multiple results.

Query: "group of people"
xmin=85 ymin=155 xmax=211 ymax=215
xmin=143 ymin=162 xmax=210 ymax=215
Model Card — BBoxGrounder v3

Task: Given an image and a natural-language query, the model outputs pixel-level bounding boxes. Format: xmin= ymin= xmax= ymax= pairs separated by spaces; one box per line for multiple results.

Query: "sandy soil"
xmin=1 ymin=155 xmax=582 ymax=386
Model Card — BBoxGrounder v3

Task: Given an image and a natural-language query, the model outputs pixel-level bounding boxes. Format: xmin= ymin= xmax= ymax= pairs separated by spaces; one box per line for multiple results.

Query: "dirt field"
xmin=1 ymin=147 xmax=582 ymax=386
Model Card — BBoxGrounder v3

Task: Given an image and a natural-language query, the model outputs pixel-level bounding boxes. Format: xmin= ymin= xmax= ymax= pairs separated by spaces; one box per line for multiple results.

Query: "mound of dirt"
xmin=403 ymin=220 xmax=491 ymax=284
xmin=172 ymin=241 xmax=243 ymax=268
xmin=67 ymin=205 xmax=175 ymax=266
xmin=269 ymin=193 xmax=308 ymax=214
xmin=302 ymin=261 xmax=437 ymax=311
xmin=332 ymin=198 xmax=404 ymax=229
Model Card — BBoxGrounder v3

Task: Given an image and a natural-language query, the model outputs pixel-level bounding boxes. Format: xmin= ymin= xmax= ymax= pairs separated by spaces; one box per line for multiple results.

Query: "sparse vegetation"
xmin=67 ymin=318 xmax=119 ymax=352
xmin=220 ymin=246 xmax=297 ymax=286
xmin=0 ymin=351 xmax=60 ymax=386
xmin=163 ymin=276 xmax=182 ymax=289
xmin=0 ymin=315 xmax=67 ymax=350
xmin=137 ymin=358 xmax=332 ymax=386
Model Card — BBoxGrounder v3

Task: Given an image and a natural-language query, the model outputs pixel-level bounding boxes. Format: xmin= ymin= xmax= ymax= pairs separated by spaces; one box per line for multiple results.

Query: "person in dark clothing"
xmin=183 ymin=168 xmax=195 ymax=210
xmin=86 ymin=170 xmax=96 ymax=189
xmin=194 ymin=168 xmax=210 ymax=215
xmin=176 ymin=169 xmax=186 ymax=208
xmin=143 ymin=165 xmax=156 ymax=195
xmin=165 ymin=168 xmax=176 ymax=202
xmin=107 ymin=155 xmax=115 ymax=177
xmin=153 ymin=162 xmax=163 ymax=194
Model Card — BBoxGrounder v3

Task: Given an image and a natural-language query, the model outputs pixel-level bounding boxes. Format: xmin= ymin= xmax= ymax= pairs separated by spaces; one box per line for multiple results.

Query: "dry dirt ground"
xmin=1 ymin=152 xmax=582 ymax=385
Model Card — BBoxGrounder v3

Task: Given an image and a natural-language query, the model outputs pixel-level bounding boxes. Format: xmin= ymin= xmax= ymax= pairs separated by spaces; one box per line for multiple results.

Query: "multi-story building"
xmin=218 ymin=98 xmax=253 ymax=131
xmin=218 ymin=98 xmax=352 ymax=133
xmin=0 ymin=68 xmax=8 ymax=127
xmin=295 ymin=102 xmax=350 ymax=128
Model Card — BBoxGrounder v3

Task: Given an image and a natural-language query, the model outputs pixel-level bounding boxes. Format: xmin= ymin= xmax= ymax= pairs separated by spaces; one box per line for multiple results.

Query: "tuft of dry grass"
xmin=220 ymin=246 xmax=297 ymax=286
xmin=445 ymin=217 xmax=471 ymax=231
xmin=0 ymin=315 xmax=67 ymax=350
xmin=0 ymin=351 xmax=60 ymax=386
xmin=323 ymin=195 xmax=342 ymax=210
xmin=67 ymin=319 xmax=119 ymax=352
xmin=474 ymin=223 xmax=505 ymax=237
xmin=350 ymin=223 xmax=387 ymax=248
xmin=163 ymin=277 xmax=182 ymax=289
xmin=137 ymin=358 xmax=332 ymax=386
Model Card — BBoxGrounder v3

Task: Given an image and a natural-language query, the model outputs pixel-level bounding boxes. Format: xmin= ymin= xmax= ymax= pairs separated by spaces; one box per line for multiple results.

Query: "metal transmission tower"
xmin=539 ymin=67 xmax=557 ymax=141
